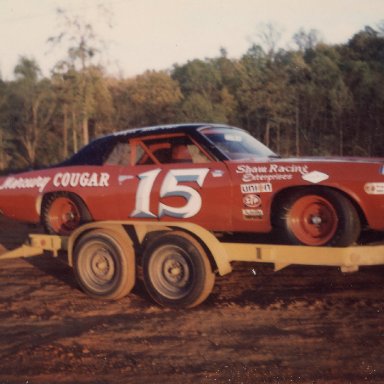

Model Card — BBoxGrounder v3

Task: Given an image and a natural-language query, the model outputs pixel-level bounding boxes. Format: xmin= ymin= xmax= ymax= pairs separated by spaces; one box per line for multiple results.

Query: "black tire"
xmin=275 ymin=188 xmax=361 ymax=246
xmin=73 ymin=229 xmax=135 ymax=300
xmin=142 ymin=231 xmax=215 ymax=308
xmin=42 ymin=193 xmax=90 ymax=235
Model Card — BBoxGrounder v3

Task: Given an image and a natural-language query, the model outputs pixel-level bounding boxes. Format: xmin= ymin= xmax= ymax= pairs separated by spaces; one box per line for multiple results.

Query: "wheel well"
xmin=271 ymin=186 xmax=367 ymax=228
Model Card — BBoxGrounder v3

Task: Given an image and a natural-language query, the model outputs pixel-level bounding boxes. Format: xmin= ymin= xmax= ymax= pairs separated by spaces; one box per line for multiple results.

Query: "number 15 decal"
xmin=131 ymin=168 xmax=209 ymax=219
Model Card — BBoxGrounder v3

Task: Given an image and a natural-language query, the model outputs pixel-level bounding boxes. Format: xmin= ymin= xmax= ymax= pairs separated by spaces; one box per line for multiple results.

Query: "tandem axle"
xmin=1 ymin=221 xmax=383 ymax=308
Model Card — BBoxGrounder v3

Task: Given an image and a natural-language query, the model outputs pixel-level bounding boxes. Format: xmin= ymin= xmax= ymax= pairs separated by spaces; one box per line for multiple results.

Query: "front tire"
xmin=276 ymin=188 xmax=361 ymax=246
xmin=73 ymin=229 xmax=135 ymax=300
xmin=142 ymin=231 xmax=215 ymax=308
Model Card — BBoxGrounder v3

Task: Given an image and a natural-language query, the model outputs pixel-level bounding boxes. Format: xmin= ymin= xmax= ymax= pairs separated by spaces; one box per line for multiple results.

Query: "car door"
xmin=111 ymin=132 xmax=233 ymax=232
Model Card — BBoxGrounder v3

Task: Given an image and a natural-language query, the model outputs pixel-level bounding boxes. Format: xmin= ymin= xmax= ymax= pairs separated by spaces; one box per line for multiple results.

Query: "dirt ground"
xmin=0 ymin=218 xmax=383 ymax=384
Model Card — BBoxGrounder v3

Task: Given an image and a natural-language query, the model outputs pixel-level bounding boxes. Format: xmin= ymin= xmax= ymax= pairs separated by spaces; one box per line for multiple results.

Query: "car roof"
xmin=110 ymin=123 xmax=231 ymax=139
xmin=58 ymin=123 xmax=242 ymax=167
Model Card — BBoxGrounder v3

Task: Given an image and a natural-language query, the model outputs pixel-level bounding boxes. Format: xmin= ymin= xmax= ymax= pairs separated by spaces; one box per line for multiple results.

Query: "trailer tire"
xmin=142 ymin=231 xmax=215 ymax=308
xmin=73 ymin=229 xmax=135 ymax=300
xmin=277 ymin=188 xmax=360 ymax=246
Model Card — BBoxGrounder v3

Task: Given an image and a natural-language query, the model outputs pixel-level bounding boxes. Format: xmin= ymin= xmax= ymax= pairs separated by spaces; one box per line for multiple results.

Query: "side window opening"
xmin=109 ymin=134 xmax=213 ymax=166
xmin=105 ymin=141 xmax=132 ymax=165
xmin=137 ymin=135 xmax=211 ymax=165
xmin=187 ymin=144 xmax=211 ymax=163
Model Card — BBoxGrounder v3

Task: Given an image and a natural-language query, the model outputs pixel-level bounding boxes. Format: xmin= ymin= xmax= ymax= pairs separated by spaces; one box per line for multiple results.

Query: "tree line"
xmin=0 ymin=22 xmax=383 ymax=171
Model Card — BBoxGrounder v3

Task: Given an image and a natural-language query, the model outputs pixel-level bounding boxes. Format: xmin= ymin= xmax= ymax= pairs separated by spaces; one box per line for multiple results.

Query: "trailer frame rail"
xmin=0 ymin=221 xmax=383 ymax=275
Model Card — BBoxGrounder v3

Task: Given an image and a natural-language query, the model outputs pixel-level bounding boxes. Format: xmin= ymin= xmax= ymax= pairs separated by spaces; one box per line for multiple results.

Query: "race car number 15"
xmin=131 ymin=168 xmax=209 ymax=219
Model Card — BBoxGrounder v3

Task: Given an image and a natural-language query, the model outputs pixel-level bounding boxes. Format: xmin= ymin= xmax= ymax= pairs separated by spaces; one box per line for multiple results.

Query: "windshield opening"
xmin=199 ymin=126 xmax=277 ymax=160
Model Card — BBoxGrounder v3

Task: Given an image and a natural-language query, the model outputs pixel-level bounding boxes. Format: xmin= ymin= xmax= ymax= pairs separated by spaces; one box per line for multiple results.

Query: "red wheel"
xmin=287 ymin=195 xmax=338 ymax=246
xmin=42 ymin=193 xmax=88 ymax=235
xmin=276 ymin=188 xmax=361 ymax=246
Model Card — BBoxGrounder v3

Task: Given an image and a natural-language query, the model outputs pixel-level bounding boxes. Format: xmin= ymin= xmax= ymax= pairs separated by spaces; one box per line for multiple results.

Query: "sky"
xmin=0 ymin=0 xmax=383 ymax=80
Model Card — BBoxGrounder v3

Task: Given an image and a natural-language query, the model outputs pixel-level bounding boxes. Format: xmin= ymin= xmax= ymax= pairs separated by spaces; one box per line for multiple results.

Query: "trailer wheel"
xmin=73 ymin=229 xmax=135 ymax=300
xmin=277 ymin=188 xmax=360 ymax=246
xmin=142 ymin=231 xmax=215 ymax=308
xmin=42 ymin=193 xmax=89 ymax=235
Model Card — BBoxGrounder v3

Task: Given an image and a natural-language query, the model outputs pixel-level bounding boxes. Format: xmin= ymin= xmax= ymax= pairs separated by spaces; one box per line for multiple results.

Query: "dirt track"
xmin=0 ymin=218 xmax=383 ymax=384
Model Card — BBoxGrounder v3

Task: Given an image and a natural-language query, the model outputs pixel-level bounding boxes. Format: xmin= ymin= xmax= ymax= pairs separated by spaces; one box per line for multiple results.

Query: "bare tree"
xmin=48 ymin=5 xmax=113 ymax=147
xmin=254 ymin=22 xmax=283 ymax=58
xmin=293 ymin=28 xmax=323 ymax=51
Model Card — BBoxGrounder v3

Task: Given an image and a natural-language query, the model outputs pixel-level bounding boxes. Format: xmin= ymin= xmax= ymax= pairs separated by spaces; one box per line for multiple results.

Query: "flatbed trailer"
xmin=1 ymin=220 xmax=384 ymax=308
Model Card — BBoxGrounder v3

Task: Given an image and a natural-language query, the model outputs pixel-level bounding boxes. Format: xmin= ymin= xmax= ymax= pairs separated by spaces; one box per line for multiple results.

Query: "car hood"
xmin=232 ymin=156 xmax=384 ymax=165
xmin=287 ymin=156 xmax=384 ymax=164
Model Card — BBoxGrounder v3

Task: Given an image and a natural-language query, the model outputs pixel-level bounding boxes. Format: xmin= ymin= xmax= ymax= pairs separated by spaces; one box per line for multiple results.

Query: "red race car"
xmin=0 ymin=123 xmax=383 ymax=246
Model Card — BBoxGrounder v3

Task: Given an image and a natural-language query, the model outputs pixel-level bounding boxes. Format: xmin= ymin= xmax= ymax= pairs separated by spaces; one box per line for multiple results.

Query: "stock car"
xmin=0 ymin=123 xmax=383 ymax=247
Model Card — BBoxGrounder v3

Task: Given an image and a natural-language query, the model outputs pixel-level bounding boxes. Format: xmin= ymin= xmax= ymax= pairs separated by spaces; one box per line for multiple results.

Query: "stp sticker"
xmin=243 ymin=194 xmax=261 ymax=208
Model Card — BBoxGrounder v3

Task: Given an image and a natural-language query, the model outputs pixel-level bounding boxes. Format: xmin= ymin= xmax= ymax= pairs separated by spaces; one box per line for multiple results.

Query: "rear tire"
xmin=276 ymin=188 xmax=361 ymax=246
xmin=73 ymin=229 xmax=135 ymax=300
xmin=142 ymin=231 xmax=215 ymax=308
xmin=42 ymin=193 xmax=90 ymax=235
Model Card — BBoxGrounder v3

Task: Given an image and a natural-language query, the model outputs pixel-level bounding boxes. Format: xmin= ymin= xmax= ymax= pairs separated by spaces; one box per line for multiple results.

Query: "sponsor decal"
xmin=53 ymin=172 xmax=110 ymax=188
xmin=211 ymin=169 xmax=224 ymax=178
xmin=267 ymin=164 xmax=309 ymax=174
xmin=302 ymin=171 xmax=329 ymax=184
xmin=242 ymin=208 xmax=264 ymax=220
xmin=0 ymin=172 xmax=111 ymax=192
xmin=236 ymin=164 xmax=309 ymax=182
xmin=243 ymin=194 xmax=261 ymax=208
xmin=364 ymin=182 xmax=384 ymax=195
xmin=225 ymin=133 xmax=242 ymax=142
xmin=0 ymin=176 xmax=51 ymax=193
xmin=241 ymin=183 xmax=272 ymax=193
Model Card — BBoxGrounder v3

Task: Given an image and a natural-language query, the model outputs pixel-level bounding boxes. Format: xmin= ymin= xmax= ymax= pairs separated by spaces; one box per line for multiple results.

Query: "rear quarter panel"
xmin=226 ymin=159 xmax=384 ymax=232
